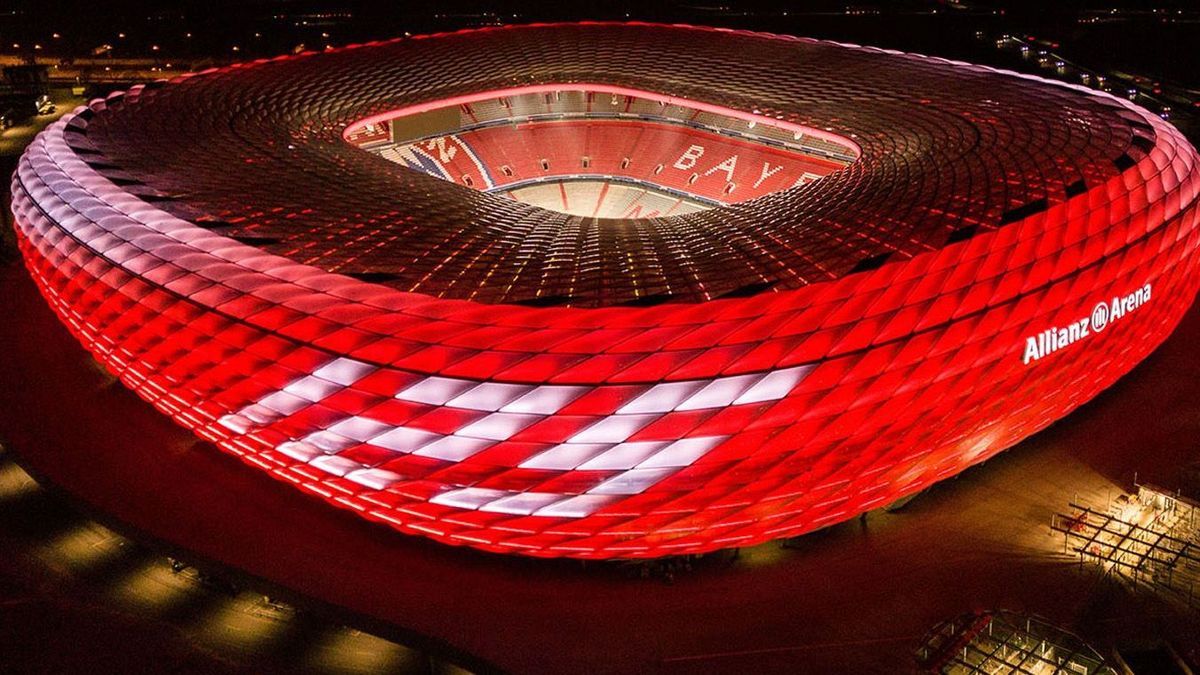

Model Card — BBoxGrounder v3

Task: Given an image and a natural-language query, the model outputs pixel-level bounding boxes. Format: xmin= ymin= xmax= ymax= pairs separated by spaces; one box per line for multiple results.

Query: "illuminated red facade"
xmin=10 ymin=23 xmax=1200 ymax=558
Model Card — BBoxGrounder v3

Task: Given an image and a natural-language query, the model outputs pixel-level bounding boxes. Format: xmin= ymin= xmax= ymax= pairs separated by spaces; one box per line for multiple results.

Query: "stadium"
xmin=9 ymin=21 xmax=1200 ymax=561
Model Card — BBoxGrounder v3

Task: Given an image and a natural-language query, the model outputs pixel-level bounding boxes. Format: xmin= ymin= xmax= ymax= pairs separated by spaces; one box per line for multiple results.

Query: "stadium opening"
xmin=343 ymin=86 xmax=859 ymax=219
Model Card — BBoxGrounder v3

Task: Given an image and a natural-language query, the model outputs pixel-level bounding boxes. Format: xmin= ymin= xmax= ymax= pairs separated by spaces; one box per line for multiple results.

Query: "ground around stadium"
xmin=2 ymin=254 xmax=1199 ymax=673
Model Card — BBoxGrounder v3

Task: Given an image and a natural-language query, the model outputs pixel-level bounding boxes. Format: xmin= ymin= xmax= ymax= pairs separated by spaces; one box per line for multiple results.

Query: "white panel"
xmin=396 ymin=376 xmax=476 ymax=405
xmin=312 ymin=357 xmax=376 ymax=385
xmin=674 ymin=373 xmax=760 ymax=410
xmin=283 ymin=375 xmax=342 ymax=402
xmin=258 ymin=391 xmax=311 ymax=416
xmin=304 ymin=430 xmax=358 ymax=453
xmin=533 ymin=494 xmax=616 ymax=518
xmin=568 ymin=414 xmax=658 ymax=444
xmin=588 ymin=467 xmax=676 ymax=495
xmin=414 ymin=436 xmax=494 ymax=461
xmin=345 ymin=468 xmax=403 ymax=490
xmin=216 ymin=414 xmax=251 ymax=434
xmin=732 ymin=365 xmax=812 ymax=405
xmin=430 ymin=487 xmax=508 ymax=510
xmin=241 ymin=404 xmax=280 ymax=425
xmin=480 ymin=491 xmax=563 ymax=515
xmin=578 ymin=441 xmax=670 ymax=471
xmin=617 ymin=381 xmax=706 ymax=414
xmin=454 ymin=412 xmax=541 ymax=441
xmin=277 ymin=441 xmax=323 ymax=462
xmin=327 ymin=416 xmax=394 ymax=442
xmin=519 ymin=443 xmax=611 ymax=470
xmin=446 ymin=382 xmax=533 ymax=412
xmin=369 ymin=426 xmax=442 ymax=453
xmin=637 ymin=435 xmax=726 ymax=468
xmin=309 ymin=454 xmax=365 ymax=477
xmin=500 ymin=385 xmax=590 ymax=415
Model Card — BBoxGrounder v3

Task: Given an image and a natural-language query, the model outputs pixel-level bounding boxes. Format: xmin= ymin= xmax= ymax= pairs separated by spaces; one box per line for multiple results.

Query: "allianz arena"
xmin=10 ymin=22 xmax=1200 ymax=559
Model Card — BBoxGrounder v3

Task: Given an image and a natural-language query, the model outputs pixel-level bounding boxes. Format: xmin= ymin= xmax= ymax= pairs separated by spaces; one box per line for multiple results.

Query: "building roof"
xmin=72 ymin=22 xmax=1147 ymax=306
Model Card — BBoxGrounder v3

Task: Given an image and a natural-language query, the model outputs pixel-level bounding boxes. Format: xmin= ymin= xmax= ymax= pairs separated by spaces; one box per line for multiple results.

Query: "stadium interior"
xmin=345 ymin=88 xmax=858 ymax=219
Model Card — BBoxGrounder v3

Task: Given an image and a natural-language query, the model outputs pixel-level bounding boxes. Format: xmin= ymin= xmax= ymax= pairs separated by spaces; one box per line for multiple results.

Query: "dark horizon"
xmin=4 ymin=1 xmax=1199 ymax=87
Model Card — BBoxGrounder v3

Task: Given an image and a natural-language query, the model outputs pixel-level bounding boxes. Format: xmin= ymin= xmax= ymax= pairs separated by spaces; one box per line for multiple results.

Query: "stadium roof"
xmin=69 ymin=22 xmax=1149 ymax=306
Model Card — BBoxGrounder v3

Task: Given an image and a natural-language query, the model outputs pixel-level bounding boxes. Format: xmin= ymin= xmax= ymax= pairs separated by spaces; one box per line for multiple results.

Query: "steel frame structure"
xmin=915 ymin=610 xmax=1117 ymax=674
xmin=1053 ymin=491 xmax=1200 ymax=607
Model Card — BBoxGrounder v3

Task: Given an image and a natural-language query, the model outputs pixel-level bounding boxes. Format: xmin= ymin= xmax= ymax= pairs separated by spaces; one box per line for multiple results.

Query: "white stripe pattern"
xmin=219 ymin=359 xmax=813 ymax=517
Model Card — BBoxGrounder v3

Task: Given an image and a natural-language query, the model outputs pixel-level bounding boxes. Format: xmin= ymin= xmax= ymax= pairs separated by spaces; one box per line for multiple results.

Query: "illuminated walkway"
xmin=0 ymin=448 xmax=470 ymax=674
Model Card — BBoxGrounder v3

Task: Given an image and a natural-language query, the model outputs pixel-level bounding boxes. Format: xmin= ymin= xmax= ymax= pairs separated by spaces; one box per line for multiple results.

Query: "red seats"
xmin=392 ymin=118 xmax=846 ymax=206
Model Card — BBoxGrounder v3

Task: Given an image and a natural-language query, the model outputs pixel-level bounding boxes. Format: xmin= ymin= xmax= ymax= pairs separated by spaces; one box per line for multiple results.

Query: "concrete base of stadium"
xmin=1 ymin=256 xmax=1199 ymax=674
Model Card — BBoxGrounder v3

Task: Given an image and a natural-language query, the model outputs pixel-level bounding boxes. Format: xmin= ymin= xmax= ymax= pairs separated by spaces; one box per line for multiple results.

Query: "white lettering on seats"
xmin=754 ymin=162 xmax=784 ymax=188
xmin=673 ymin=144 xmax=705 ymax=170
xmin=704 ymin=155 xmax=738 ymax=181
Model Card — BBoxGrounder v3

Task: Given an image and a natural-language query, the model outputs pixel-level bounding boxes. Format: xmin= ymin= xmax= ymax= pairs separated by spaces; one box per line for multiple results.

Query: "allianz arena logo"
xmin=1023 ymin=283 xmax=1153 ymax=365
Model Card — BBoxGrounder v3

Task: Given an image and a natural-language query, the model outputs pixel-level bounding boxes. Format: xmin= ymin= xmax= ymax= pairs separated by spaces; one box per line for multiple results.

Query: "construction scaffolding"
xmin=1050 ymin=484 xmax=1200 ymax=610
xmin=915 ymin=610 xmax=1117 ymax=674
